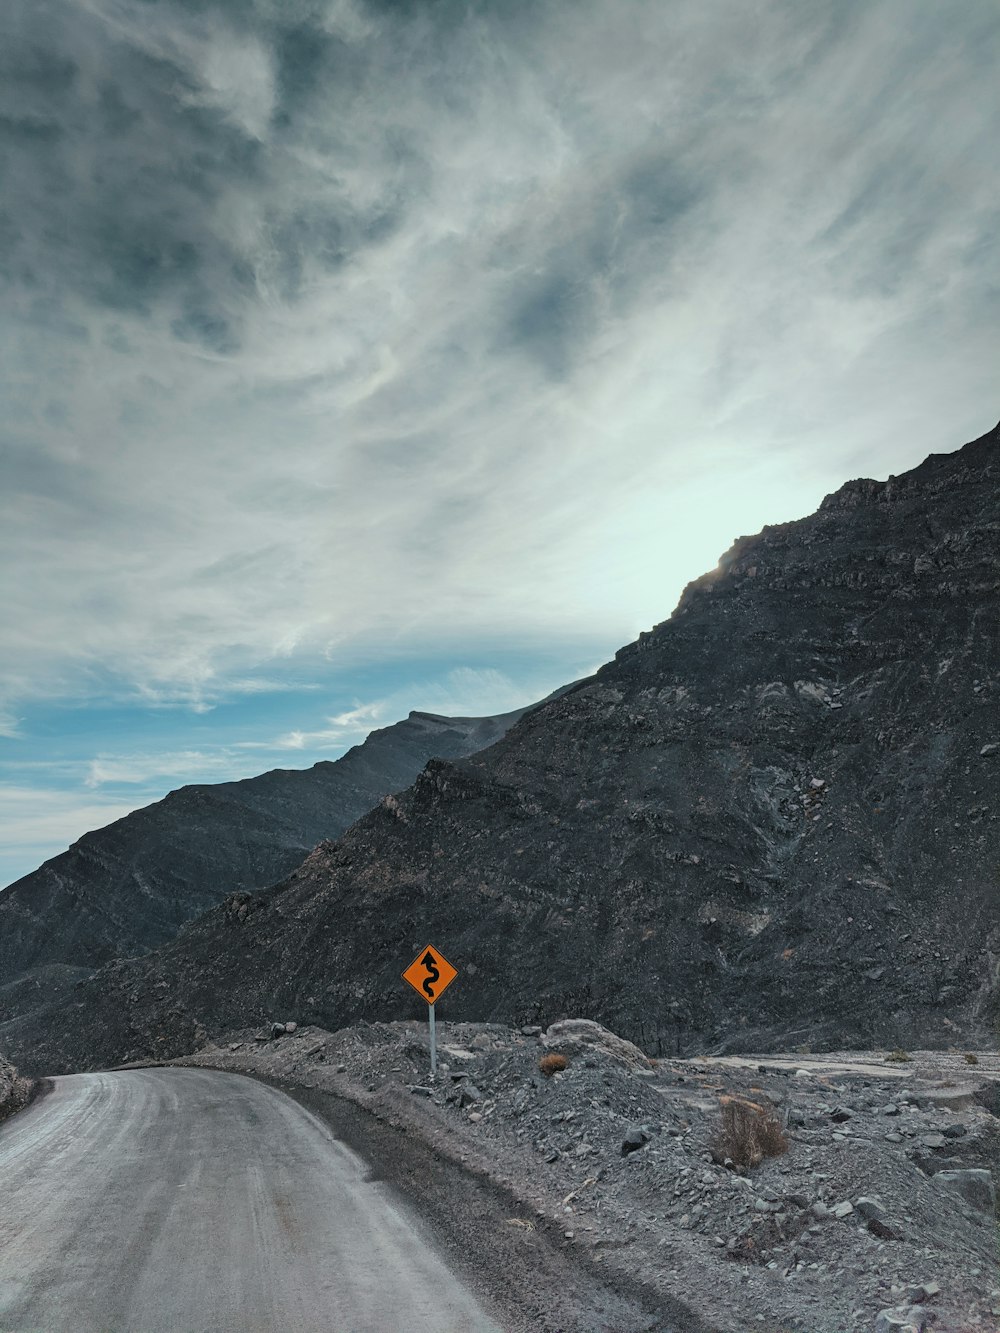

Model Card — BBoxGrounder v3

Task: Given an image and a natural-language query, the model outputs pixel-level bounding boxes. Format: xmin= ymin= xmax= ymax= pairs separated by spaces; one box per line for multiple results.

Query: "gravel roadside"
xmin=176 ymin=1021 xmax=1000 ymax=1333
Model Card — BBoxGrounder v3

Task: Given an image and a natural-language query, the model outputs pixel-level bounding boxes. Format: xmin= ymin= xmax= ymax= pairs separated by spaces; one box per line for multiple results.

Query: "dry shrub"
xmin=711 ymin=1095 xmax=788 ymax=1171
xmin=539 ymin=1052 xmax=568 ymax=1077
xmin=964 ymin=1052 xmax=979 ymax=1065
xmin=885 ymin=1049 xmax=912 ymax=1063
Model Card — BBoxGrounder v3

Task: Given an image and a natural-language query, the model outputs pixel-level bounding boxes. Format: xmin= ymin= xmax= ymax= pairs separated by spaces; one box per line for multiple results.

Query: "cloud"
xmin=0 ymin=0 xmax=997 ymax=730
xmin=83 ymin=749 xmax=252 ymax=788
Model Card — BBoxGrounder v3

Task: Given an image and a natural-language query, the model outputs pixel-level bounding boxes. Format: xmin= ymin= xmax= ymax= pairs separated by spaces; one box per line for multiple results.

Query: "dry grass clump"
xmin=539 ymin=1052 xmax=568 ymax=1077
xmin=711 ymin=1095 xmax=788 ymax=1171
xmin=885 ymin=1049 xmax=912 ymax=1063
xmin=964 ymin=1052 xmax=979 ymax=1065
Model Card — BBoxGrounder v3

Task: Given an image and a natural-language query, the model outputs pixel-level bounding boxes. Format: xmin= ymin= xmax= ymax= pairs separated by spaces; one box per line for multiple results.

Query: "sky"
xmin=1 ymin=0 xmax=998 ymax=888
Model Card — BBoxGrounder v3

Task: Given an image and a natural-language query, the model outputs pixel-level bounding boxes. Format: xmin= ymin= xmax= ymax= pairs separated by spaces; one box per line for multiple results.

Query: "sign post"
xmin=402 ymin=945 xmax=458 ymax=1082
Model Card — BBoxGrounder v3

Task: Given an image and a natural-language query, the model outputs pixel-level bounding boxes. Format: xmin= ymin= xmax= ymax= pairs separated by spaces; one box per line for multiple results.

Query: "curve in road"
xmin=0 ymin=1067 xmax=502 ymax=1332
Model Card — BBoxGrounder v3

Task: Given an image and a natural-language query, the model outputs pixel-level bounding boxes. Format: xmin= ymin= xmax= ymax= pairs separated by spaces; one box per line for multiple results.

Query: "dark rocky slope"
xmin=8 ymin=421 xmax=1000 ymax=1074
xmin=0 ymin=704 xmax=543 ymax=1020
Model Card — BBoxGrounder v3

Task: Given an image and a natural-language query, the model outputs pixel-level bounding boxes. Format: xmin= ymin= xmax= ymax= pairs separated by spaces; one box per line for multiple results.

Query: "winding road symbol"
xmin=402 ymin=944 xmax=458 ymax=1005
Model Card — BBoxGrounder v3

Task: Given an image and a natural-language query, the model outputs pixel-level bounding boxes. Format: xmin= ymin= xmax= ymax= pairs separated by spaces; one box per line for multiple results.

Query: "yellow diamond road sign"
xmin=402 ymin=945 xmax=458 ymax=1005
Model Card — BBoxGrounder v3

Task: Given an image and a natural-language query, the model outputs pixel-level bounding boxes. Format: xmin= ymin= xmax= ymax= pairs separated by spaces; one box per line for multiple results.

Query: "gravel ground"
xmin=178 ymin=1021 xmax=1000 ymax=1333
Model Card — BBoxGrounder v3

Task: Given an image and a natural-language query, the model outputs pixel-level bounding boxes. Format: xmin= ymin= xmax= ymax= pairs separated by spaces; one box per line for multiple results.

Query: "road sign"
xmin=402 ymin=945 xmax=458 ymax=1006
xmin=402 ymin=945 xmax=458 ymax=1082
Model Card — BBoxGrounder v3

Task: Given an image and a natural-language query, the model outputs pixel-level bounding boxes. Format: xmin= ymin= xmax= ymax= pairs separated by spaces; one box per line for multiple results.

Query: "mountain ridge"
xmin=5 ymin=419 xmax=998 ymax=1074
xmin=0 ymin=697 xmax=559 ymax=1024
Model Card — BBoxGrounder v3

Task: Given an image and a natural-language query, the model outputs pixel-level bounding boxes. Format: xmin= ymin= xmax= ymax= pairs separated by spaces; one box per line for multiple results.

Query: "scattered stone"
xmin=447 ymin=1082 xmax=483 ymax=1109
xmin=284 ymin=1021 xmax=297 ymax=1034
xmin=520 ymin=1025 xmax=542 ymax=1037
xmin=980 ymin=742 xmax=998 ymax=757
xmin=831 ymin=1201 xmax=854 ymax=1219
xmin=408 ymin=1085 xmax=434 ymax=1097
xmin=269 ymin=1022 xmax=286 ymax=1039
xmin=905 ymin=1282 xmax=940 ymax=1303
xmin=440 ymin=1046 xmax=477 ymax=1062
xmin=829 ymin=1106 xmax=853 ymax=1122
xmin=875 ymin=1307 xmax=927 ymax=1333
xmin=854 ymin=1197 xmax=885 ymax=1221
xmin=917 ymin=1133 xmax=946 ymax=1150
xmin=867 ymin=1217 xmax=899 ymax=1241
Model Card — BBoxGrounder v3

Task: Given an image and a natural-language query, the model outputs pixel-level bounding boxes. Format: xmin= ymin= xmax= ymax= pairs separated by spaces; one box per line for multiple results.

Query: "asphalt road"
xmin=0 ymin=1067 xmax=502 ymax=1332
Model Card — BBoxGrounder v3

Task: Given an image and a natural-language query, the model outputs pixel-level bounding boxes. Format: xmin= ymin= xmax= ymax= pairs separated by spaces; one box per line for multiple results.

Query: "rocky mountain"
xmin=0 ymin=703 xmax=548 ymax=1023
xmin=6 ymin=420 xmax=999 ymax=1074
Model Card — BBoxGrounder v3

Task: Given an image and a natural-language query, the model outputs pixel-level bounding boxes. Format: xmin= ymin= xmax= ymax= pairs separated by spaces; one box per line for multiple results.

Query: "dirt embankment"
xmin=177 ymin=1019 xmax=1000 ymax=1333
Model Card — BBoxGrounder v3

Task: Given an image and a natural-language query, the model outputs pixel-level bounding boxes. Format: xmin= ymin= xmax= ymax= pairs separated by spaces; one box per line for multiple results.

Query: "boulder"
xmin=542 ymin=1019 xmax=651 ymax=1070
xmin=934 ymin=1168 xmax=996 ymax=1216
xmin=972 ymin=1080 xmax=1000 ymax=1118
xmin=621 ymin=1126 xmax=652 ymax=1156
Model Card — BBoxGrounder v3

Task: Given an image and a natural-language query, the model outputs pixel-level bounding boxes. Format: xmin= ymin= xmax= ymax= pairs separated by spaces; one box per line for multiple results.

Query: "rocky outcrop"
xmin=0 ymin=1051 xmax=32 ymax=1125
xmin=6 ymin=420 xmax=1000 ymax=1074
xmin=0 ymin=702 xmax=552 ymax=1021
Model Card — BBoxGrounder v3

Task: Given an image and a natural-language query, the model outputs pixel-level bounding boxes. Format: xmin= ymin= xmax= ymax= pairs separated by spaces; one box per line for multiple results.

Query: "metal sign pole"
xmin=428 ymin=1002 xmax=437 ymax=1081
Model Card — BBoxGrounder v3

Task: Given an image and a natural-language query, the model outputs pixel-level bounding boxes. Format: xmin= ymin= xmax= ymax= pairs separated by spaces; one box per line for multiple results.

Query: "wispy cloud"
xmin=83 ymin=749 xmax=250 ymax=788
xmin=2 ymin=0 xmax=997 ymax=724
xmin=0 ymin=710 xmax=22 ymax=740
xmin=1 ymin=0 xmax=998 ymax=912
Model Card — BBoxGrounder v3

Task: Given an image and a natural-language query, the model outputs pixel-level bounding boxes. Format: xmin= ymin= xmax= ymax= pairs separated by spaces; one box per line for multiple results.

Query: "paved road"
xmin=0 ymin=1068 xmax=502 ymax=1332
